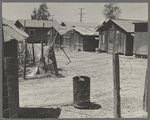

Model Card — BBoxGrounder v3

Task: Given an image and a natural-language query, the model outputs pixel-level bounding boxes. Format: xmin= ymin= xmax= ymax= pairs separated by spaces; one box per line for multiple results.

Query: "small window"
xmin=29 ymin=29 xmax=35 ymax=36
xmin=103 ymin=35 xmax=105 ymax=43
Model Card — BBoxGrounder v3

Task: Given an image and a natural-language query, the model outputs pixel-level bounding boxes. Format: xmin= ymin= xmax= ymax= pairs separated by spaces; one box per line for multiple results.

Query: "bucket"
xmin=73 ymin=76 xmax=90 ymax=109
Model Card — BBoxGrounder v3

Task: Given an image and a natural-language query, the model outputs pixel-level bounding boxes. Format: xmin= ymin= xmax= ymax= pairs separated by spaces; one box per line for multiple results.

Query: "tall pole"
xmin=23 ymin=20 xmax=27 ymax=79
xmin=78 ymin=8 xmax=85 ymax=22
xmin=32 ymin=43 xmax=35 ymax=65
xmin=143 ymin=59 xmax=148 ymax=112
xmin=41 ymin=22 xmax=45 ymax=63
xmin=113 ymin=53 xmax=121 ymax=118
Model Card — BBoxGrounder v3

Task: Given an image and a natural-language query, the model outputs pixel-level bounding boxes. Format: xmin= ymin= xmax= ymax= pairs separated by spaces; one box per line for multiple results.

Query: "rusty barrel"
xmin=73 ymin=76 xmax=90 ymax=109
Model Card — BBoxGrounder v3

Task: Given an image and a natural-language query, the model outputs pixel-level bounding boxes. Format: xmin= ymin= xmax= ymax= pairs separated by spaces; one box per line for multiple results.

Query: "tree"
xmin=31 ymin=3 xmax=50 ymax=20
xmin=102 ymin=3 xmax=121 ymax=19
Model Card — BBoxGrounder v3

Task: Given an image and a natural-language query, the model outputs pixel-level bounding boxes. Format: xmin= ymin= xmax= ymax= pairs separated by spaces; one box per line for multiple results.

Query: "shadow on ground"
xmin=17 ymin=107 xmax=61 ymax=118
xmin=72 ymin=102 xmax=102 ymax=110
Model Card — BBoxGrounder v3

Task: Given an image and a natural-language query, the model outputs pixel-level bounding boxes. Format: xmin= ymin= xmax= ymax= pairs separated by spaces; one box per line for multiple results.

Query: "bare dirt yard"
xmin=19 ymin=47 xmax=148 ymax=118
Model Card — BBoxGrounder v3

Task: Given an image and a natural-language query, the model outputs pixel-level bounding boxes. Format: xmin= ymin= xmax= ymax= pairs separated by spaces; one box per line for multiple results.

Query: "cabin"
xmin=96 ymin=19 xmax=143 ymax=56
xmin=47 ymin=26 xmax=70 ymax=47
xmin=15 ymin=19 xmax=60 ymax=44
xmin=61 ymin=21 xmax=99 ymax=51
xmin=62 ymin=26 xmax=99 ymax=51
xmin=132 ymin=21 xmax=148 ymax=56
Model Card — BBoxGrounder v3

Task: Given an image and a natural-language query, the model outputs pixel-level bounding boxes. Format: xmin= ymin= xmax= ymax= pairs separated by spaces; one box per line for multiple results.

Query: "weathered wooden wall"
xmin=125 ymin=34 xmax=134 ymax=56
xmin=83 ymin=35 xmax=98 ymax=52
xmin=25 ymin=27 xmax=50 ymax=43
xmin=133 ymin=32 xmax=148 ymax=55
xmin=133 ymin=23 xmax=148 ymax=55
xmin=98 ymin=25 xmax=133 ymax=55
xmin=3 ymin=40 xmax=19 ymax=118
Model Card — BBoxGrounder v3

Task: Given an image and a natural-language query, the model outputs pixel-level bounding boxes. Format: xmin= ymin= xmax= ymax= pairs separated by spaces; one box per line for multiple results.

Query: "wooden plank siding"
xmin=25 ymin=27 xmax=50 ymax=43
xmin=98 ymin=23 xmax=133 ymax=56
xmin=125 ymin=34 xmax=134 ymax=56
xmin=133 ymin=23 xmax=148 ymax=55
xmin=62 ymin=30 xmax=98 ymax=52
xmin=62 ymin=31 xmax=71 ymax=48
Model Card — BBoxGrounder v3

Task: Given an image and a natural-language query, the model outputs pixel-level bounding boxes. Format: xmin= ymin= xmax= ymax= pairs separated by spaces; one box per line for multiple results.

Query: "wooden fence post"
xmin=23 ymin=41 xmax=27 ymax=79
xmin=143 ymin=59 xmax=148 ymax=112
xmin=50 ymin=47 xmax=59 ymax=76
xmin=32 ymin=43 xmax=35 ymax=65
xmin=113 ymin=53 xmax=121 ymax=118
xmin=41 ymin=39 xmax=44 ymax=63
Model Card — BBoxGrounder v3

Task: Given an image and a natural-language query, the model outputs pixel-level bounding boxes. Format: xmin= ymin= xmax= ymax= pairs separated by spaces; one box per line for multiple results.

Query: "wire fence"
xmin=119 ymin=55 xmax=147 ymax=117
xmin=18 ymin=45 xmax=147 ymax=118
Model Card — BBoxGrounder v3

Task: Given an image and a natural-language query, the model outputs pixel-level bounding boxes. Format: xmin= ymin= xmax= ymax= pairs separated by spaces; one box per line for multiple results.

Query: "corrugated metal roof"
xmin=8 ymin=20 xmax=17 ymax=25
xmin=3 ymin=18 xmax=29 ymax=42
xmin=111 ymin=19 xmax=145 ymax=33
xmin=55 ymin=26 xmax=71 ymax=35
xmin=96 ymin=19 xmax=147 ymax=33
xmin=73 ymin=26 xmax=99 ymax=36
xmin=17 ymin=19 xmax=60 ymax=28
xmin=94 ymin=21 xmax=105 ymax=29
xmin=58 ymin=26 xmax=71 ymax=35
xmin=61 ymin=21 xmax=99 ymax=27
xmin=132 ymin=20 xmax=148 ymax=24
xmin=47 ymin=26 xmax=71 ymax=36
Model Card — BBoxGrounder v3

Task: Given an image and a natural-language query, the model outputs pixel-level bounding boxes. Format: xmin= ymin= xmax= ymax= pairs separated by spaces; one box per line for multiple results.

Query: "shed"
xmin=96 ymin=19 xmax=142 ymax=56
xmin=46 ymin=25 xmax=71 ymax=47
xmin=61 ymin=21 xmax=99 ymax=51
xmin=15 ymin=19 xmax=60 ymax=43
xmin=62 ymin=26 xmax=99 ymax=51
xmin=2 ymin=18 xmax=29 ymax=118
xmin=47 ymin=26 xmax=67 ymax=46
xmin=132 ymin=21 xmax=148 ymax=55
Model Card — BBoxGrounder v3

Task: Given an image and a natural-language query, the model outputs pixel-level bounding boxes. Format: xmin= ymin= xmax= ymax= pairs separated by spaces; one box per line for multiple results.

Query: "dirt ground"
xmin=19 ymin=48 xmax=148 ymax=118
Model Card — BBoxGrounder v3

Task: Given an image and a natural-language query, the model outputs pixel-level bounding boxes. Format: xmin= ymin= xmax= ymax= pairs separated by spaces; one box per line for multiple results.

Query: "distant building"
xmin=15 ymin=19 xmax=60 ymax=44
xmin=132 ymin=21 xmax=148 ymax=56
xmin=47 ymin=26 xmax=70 ymax=47
xmin=96 ymin=19 xmax=143 ymax=56
xmin=61 ymin=21 xmax=99 ymax=51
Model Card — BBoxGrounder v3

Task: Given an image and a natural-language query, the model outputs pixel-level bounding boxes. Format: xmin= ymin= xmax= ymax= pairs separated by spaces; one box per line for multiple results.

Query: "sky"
xmin=2 ymin=2 xmax=148 ymax=24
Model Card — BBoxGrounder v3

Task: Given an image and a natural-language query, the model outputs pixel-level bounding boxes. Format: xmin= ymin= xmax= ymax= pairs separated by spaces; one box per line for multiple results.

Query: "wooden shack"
xmin=96 ymin=19 xmax=141 ymax=56
xmin=15 ymin=19 xmax=60 ymax=44
xmin=132 ymin=21 xmax=148 ymax=56
xmin=47 ymin=26 xmax=69 ymax=47
xmin=62 ymin=26 xmax=99 ymax=51
xmin=2 ymin=18 xmax=28 ymax=118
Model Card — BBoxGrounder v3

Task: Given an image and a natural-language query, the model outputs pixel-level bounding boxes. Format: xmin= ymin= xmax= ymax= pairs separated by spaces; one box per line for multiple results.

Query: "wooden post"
xmin=32 ymin=43 xmax=35 ymax=65
xmin=100 ymin=35 xmax=103 ymax=51
xmin=41 ymin=39 xmax=44 ymax=63
xmin=50 ymin=47 xmax=59 ymax=76
xmin=23 ymin=41 xmax=27 ymax=79
xmin=143 ymin=59 xmax=148 ymax=112
xmin=113 ymin=53 xmax=121 ymax=118
xmin=124 ymin=35 xmax=126 ymax=55
xmin=105 ymin=31 xmax=108 ymax=50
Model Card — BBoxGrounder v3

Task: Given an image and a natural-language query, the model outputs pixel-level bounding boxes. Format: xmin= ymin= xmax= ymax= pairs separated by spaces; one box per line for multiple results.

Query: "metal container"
xmin=73 ymin=76 xmax=90 ymax=109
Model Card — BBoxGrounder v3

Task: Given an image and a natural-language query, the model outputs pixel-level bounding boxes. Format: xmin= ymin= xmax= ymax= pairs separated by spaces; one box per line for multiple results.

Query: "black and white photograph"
xmin=2 ymin=1 xmax=148 ymax=118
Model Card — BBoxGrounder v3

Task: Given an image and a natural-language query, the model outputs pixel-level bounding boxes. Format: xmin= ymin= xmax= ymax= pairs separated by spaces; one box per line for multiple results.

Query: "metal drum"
xmin=73 ymin=76 xmax=90 ymax=109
